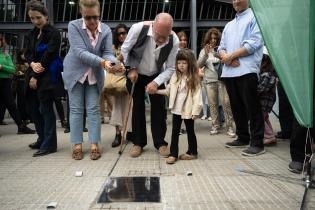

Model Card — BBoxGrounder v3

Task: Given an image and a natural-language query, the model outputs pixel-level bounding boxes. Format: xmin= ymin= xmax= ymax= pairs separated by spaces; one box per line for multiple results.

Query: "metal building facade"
xmin=0 ymin=0 xmax=234 ymax=58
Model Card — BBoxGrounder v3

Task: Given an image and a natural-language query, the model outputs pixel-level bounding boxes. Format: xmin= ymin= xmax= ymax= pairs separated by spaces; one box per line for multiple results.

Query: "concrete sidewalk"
xmin=0 ymin=114 xmax=314 ymax=210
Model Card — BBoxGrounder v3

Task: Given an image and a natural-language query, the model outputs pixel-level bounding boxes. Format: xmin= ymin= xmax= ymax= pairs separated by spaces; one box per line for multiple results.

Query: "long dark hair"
xmin=176 ymin=49 xmax=200 ymax=94
xmin=112 ymin=23 xmax=128 ymax=49
xmin=16 ymin=49 xmax=27 ymax=64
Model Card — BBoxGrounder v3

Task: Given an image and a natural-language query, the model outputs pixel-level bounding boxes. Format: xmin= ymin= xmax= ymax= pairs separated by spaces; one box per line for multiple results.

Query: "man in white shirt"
xmin=121 ymin=13 xmax=179 ymax=158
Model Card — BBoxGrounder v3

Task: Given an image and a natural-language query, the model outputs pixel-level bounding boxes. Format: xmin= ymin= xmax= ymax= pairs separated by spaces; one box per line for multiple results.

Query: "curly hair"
xmin=202 ymin=28 xmax=221 ymax=48
xmin=176 ymin=49 xmax=200 ymax=94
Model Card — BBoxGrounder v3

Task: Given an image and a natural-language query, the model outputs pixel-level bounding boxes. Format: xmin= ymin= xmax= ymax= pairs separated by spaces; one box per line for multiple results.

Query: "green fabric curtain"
xmin=250 ymin=0 xmax=314 ymax=127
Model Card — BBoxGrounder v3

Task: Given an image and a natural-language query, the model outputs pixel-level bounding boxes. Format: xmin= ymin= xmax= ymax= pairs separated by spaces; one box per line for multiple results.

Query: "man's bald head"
xmin=155 ymin=13 xmax=173 ymax=29
xmin=152 ymin=13 xmax=174 ymax=45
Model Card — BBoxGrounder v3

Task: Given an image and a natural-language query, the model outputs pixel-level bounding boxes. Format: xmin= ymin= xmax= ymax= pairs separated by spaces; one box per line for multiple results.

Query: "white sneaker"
xmin=210 ymin=127 xmax=218 ymax=135
xmin=201 ymin=115 xmax=207 ymax=120
xmin=227 ymin=127 xmax=236 ymax=138
xmin=207 ymin=117 xmax=212 ymax=121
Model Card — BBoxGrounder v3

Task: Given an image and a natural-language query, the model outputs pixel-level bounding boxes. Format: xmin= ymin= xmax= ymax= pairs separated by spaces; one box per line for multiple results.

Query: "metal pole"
xmin=43 ymin=0 xmax=54 ymax=25
xmin=120 ymin=0 xmax=124 ymax=21
xmin=190 ymin=0 xmax=197 ymax=56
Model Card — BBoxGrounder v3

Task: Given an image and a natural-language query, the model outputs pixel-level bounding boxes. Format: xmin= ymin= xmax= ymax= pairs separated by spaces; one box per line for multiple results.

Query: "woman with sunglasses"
xmin=63 ymin=0 xmax=116 ymax=160
xmin=106 ymin=23 xmax=131 ymax=147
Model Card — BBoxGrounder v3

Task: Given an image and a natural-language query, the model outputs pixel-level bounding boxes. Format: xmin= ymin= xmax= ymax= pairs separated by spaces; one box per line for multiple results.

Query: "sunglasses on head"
xmin=117 ymin=31 xmax=127 ymax=36
xmin=83 ymin=15 xmax=99 ymax=21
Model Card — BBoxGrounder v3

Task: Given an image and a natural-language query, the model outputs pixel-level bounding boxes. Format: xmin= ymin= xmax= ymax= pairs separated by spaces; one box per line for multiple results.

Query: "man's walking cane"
xmin=118 ymin=81 xmax=135 ymax=155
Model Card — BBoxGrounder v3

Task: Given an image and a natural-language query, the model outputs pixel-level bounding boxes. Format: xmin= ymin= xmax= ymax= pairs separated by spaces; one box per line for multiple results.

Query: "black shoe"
xmin=288 ymin=161 xmax=303 ymax=174
xmin=83 ymin=128 xmax=88 ymax=132
xmin=29 ymin=142 xmax=41 ymax=149
xmin=61 ymin=120 xmax=67 ymax=128
xmin=225 ymin=140 xmax=249 ymax=148
xmin=17 ymin=125 xmax=36 ymax=134
xmin=64 ymin=128 xmax=70 ymax=133
xmin=112 ymin=133 xmax=122 ymax=148
xmin=32 ymin=149 xmax=57 ymax=157
xmin=242 ymin=146 xmax=265 ymax=156
xmin=275 ymin=132 xmax=291 ymax=139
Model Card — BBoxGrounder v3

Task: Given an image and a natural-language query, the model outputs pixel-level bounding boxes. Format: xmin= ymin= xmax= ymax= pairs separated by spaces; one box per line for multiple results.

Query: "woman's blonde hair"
xmin=175 ymin=49 xmax=200 ymax=94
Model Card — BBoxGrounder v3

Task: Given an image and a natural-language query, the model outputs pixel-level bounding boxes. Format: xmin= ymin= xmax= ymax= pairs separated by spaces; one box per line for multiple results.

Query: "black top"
xmin=24 ymin=24 xmax=61 ymax=99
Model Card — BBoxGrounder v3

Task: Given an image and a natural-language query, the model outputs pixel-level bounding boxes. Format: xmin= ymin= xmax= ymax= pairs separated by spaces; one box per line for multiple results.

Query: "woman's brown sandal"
xmin=90 ymin=148 xmax=101 ymax=160
xmin=72 ymin=148 xmax=83 ymax=160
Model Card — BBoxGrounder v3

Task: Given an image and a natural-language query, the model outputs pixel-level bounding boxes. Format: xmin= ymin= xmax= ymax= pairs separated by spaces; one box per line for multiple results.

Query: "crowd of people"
xmin=0 ymin=0 xmax=313 ymax=174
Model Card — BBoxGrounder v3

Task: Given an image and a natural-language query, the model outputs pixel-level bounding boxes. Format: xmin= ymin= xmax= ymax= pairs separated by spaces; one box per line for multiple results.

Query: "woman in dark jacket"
xmin=25 ymin=0 xmax=62 ymax=157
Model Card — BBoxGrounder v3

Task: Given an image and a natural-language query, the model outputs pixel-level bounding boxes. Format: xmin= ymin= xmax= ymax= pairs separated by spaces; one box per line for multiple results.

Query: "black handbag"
xmin=213 ymin=61 xmax=223 ymax=79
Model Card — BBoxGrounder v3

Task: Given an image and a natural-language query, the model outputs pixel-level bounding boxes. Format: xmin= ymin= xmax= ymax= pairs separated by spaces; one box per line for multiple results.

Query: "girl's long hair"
xmin=202 ymin=28 xmax=221 ymax=48
xmin=175 ymin=49 xmax=200 ymax=94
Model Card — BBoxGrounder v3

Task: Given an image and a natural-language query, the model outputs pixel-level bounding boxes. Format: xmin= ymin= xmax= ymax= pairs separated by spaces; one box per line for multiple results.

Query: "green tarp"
xmin=250 ymin=0 xmax=314 ymax=127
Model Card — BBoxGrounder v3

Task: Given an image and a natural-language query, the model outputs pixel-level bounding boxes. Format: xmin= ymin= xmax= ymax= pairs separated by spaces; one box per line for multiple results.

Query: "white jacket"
xmin=160 ymin=73 xmax=202 ymax=119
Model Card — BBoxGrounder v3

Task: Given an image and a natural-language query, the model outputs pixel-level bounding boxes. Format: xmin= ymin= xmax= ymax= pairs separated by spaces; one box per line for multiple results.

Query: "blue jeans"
xmin=69 ymin=82 xmax=100 ymax=144
xmin=26 ymin=89 xmax=57 ymax=151
xmin=39 ymin=97 xmax=57 ymax=150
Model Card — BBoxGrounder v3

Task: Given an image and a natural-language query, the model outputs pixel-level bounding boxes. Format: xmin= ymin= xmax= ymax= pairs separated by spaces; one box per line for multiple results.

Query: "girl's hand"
xmin=29 ymin=77 xmax=37 ymax=89
xmin=198 ymin=67 xmax=205 ymax=77
xmin=204 ymin=44 xmax=211 ymax=54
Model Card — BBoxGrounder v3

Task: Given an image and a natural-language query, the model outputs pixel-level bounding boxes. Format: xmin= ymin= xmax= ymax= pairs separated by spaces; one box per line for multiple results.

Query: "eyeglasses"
xmin=83 ymin=15 xmax=99 ymax=21
xmin=117 ymin=31 xmax=127 ymax=36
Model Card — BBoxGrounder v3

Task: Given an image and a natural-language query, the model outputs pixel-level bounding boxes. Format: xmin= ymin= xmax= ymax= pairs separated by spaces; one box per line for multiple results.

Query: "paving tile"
xmin=0 ymin=115 xmax=311 ymax=210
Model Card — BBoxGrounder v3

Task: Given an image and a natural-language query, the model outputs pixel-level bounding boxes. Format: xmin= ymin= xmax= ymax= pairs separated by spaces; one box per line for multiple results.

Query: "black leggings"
xmin=170 ymin=114 xmax=197 ymax=158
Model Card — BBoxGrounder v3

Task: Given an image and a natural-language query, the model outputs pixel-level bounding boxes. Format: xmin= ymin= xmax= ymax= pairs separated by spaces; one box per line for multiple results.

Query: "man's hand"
xmin=117 ymin=54 xmax=124 ymax=62
xmin=127 ymin=68 xmax=138 ymax=82
xmin=29 ymin=77 xmax=37 ymax=89
xmin=230 ymin=59 xmax=240 ymax=68
xmin=145 ymin=81 xmax=158 ymax=94
xmin=0 ymin=64 xmax=2 ymax=70
xmin=221 ymin=53 xmax=233 ymax=65
xmin=31 ymin=62 xmax=45 ymax=73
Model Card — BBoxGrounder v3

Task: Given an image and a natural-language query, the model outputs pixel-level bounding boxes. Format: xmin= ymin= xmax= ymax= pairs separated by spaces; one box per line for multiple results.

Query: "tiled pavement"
xmin=0 ymin=114 xmax=314 ymax=210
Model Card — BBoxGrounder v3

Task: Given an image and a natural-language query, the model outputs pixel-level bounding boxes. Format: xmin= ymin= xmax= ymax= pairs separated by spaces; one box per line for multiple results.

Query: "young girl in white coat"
xmin=156 ymin=49 xmax=202 ymax=164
